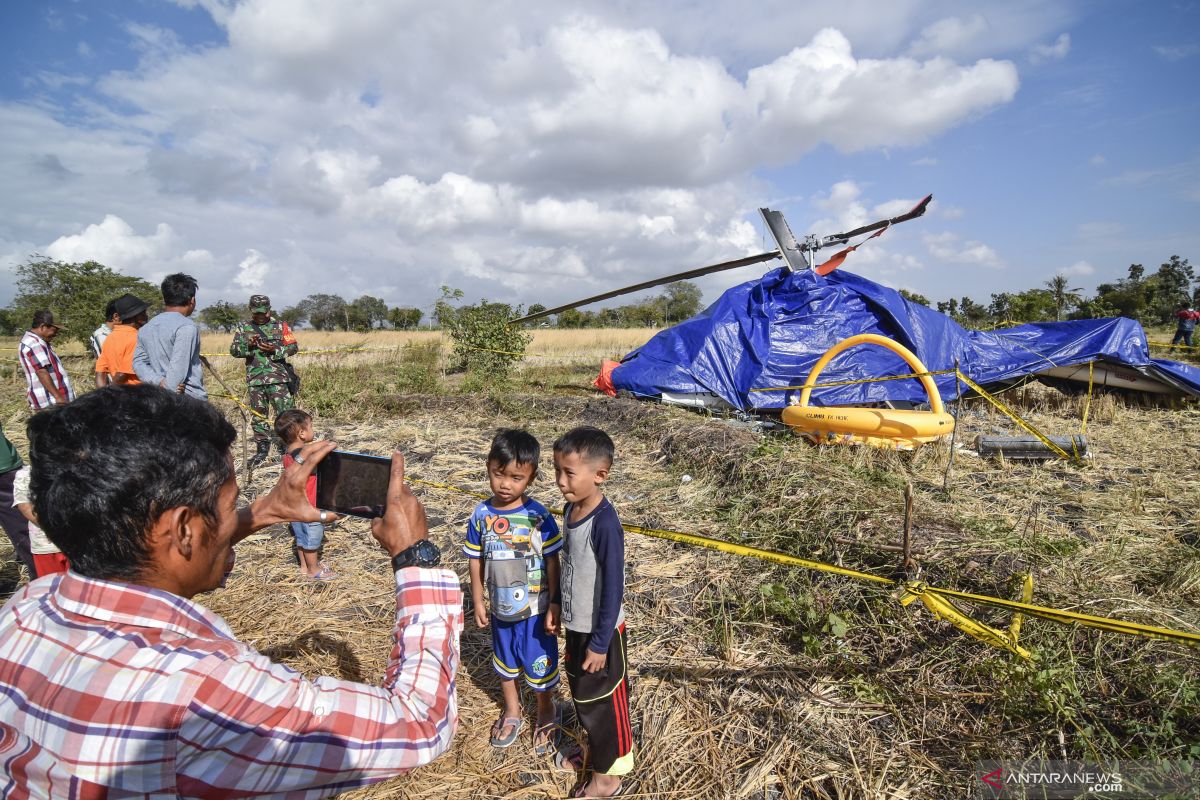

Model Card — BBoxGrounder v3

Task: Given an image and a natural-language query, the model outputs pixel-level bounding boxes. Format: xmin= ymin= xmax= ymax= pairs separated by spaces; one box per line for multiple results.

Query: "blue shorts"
xmin=290 ymin=521 xmax=325 ymax=551
xmin=491 ymin=615 xmax=560 ymax=691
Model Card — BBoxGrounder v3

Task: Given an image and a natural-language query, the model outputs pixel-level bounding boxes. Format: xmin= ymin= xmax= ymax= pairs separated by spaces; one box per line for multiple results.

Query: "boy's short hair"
xmin=274 ymin=408 xmax=312 ymax=444
xmin=553 ymin=425 xmax=614 ymax=467
xmin=104 ymin=298 xmax=119 ymax=321
xmin=488 ymin=429 xmax=540 ymax=470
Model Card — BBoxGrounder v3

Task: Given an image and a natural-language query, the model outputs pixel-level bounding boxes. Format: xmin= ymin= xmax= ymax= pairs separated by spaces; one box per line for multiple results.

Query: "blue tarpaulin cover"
xmin=610 ymin=267 xmax=1200 ymax=410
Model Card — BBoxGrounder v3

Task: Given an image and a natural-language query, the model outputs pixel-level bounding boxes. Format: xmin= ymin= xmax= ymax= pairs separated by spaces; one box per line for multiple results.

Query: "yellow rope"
xmin=406 ymin=477 xmax=1200 ymax=654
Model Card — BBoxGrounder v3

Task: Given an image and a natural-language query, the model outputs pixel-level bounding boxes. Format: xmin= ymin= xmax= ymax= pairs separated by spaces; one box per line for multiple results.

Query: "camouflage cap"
xmin=249 ymin=295 xmax=271 ymax=312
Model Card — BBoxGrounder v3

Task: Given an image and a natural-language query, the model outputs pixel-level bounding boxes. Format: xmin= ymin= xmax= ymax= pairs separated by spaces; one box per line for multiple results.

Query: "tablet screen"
xmin=314 ymin=450 xmax=391 ymax=519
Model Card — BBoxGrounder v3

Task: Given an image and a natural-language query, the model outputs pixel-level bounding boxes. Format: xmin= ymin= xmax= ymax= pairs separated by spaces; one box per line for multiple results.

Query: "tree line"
xmin=3 ymin=254 xmax=1193 ymax=346
xmin=198 ymin=294 xmax=424 ymax=332
xmin=902 ymin=255 xmax=1195 ymax=328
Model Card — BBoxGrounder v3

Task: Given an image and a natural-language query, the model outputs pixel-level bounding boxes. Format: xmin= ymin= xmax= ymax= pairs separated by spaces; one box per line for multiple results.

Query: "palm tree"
xmin=1045 ymin=274 xmax=1083 ymax=321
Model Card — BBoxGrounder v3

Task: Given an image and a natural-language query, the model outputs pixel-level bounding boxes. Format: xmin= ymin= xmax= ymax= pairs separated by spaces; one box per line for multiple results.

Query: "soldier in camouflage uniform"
xmin=230 ymin=295 xmax=300 ymax=468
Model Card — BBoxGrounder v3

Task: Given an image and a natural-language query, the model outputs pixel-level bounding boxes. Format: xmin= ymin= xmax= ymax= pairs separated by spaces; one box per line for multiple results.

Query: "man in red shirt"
xmin=0 ymin=385 xmax=460 ymax=798
xmin=1170 ymin=305 xmax=1200 ymax=351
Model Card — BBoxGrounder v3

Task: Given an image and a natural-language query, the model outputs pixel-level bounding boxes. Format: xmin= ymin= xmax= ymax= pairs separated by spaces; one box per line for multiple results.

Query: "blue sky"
xmin=1 ymin=0 xmax=1197 ymax=316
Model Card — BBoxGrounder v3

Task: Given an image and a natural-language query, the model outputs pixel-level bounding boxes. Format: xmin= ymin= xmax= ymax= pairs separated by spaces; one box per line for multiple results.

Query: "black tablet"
xmin=314 ymin=450 xmax=391 ymax=519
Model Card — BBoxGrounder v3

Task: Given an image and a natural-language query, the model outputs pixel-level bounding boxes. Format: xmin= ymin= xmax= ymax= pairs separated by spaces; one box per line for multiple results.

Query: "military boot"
xmin=248 ymin=439 xmax=272 ymax=469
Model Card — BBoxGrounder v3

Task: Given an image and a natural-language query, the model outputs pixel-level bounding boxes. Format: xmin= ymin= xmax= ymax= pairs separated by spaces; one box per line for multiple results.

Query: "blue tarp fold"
xmin=611 ymin=267 xmax=1200 ymax=409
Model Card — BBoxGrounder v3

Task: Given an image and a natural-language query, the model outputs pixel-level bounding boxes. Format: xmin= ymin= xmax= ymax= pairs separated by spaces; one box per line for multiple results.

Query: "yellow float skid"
xmin=781 ymin=334 xmax=955 ymax=449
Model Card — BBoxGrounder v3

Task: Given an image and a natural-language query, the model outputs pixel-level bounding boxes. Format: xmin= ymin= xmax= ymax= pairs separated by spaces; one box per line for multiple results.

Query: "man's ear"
xmin=150 ymin=506 xmax=197 ymax=560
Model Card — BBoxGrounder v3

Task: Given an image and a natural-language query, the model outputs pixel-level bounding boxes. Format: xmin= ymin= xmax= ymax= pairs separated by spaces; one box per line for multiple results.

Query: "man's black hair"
xmin=27 ymin=384 xmax=236 ymax=582
xmin=552 ymin=425 xmax=614 ymax=467
xmin=161 ymin=272 xmax=198 ymax=307
xmin=104 ymin=298 xmax=119 ymax=320
xmin=275 ymin=408 xmax=312 ymax=445
xmin=488 ymin=428 xmax=540 ymax=470
xmin=31 ymin=309 xmax=55 ymax=328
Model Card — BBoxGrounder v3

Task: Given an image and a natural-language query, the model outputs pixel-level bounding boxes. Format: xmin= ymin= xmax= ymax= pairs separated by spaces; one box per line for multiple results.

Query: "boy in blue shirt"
xmin=464 ymin=429 xmax=563 ymax=753
xmin=552 ymin=426 xmax=633 ymax=798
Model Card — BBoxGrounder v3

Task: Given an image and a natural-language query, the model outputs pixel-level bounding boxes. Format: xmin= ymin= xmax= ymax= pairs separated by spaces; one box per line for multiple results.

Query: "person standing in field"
xmin=94 ymin=294 xmax=149 ymax=387
xmin=133 ymin=273 xmax=206 ymax=399
xmin=0 ymin=426 xmax=33 ymax=579
xmin=90 ymin=299 xmax=120 ymax=359
xmin=18 ymin=310 xmax=74 ymax=411
xmin=1170 ymin=305 xmax=1199 ymax=352
xmin=230 ymin=295 xmax=299 ymax=468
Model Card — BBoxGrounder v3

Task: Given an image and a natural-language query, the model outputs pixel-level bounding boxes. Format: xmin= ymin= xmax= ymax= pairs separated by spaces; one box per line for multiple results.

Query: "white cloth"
xmin=12 ymin=467 xmax=58 ymax=555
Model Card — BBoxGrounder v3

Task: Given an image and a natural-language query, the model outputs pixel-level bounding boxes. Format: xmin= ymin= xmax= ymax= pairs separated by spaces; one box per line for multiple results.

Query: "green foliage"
xmin=899 ymin=289 xmax=931 ymax=306
xmin=278 ymin=305 xmax=307 ymax=327
xmin=1044 ymin=275 xmax=1083 ymax=321
xmin=436 ymin=287 xmax=531 ymax=380
xmin=298 ymin=293 xmax=349 ymax=330
xmin=198 ymin=300 xmax=243 ymax=332
xmin=0 ymin=309 xmax=19 ymax=336
xmin=388 ymin=306 xmax=423 ymax=330
xmin=9 ymin=257 xmax=160 ymax=345
xmin=553 ymin=280 xmax=704 ymax=328
xmin=348 ymin=295 xmax=388 ymax=331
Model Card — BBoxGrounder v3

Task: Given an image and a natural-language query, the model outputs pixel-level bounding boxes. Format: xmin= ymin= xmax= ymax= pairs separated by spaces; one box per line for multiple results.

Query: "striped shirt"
xmin=0 ymin=567 xmax=462 ymax=798
xmin=18 ymin=331 xmax=75 ymax=411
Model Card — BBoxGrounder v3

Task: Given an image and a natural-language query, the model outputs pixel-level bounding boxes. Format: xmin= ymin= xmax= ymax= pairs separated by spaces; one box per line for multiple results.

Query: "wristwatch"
xmin=391 ymin=539 xmax=442 ymax=571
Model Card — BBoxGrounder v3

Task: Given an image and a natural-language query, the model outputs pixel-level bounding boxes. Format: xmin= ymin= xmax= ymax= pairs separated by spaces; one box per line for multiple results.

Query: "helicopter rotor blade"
xmin=815 ymin=193 xmax=933 ymax=249
xmin=510 ymin=250 xmax=781 ymax=325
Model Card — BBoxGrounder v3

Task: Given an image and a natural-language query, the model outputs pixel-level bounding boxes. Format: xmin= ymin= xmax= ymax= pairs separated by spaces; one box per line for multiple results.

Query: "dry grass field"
xmin=0 ymin=327 xmax=1198 ymax=798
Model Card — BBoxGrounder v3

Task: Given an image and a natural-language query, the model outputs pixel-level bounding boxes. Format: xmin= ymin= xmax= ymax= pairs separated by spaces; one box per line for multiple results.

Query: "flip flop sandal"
xmin=306 ymin=565 xmax=337 ymax=581
xmin=570 ymin=778 xmax=626 ymax=798
xmin=489 ymin=716 xmax=523 ymax=748
xmin=533 ymin=704 xmax=564 ymax=756
xmin=554 ymin=746 xmax=584 ymax=772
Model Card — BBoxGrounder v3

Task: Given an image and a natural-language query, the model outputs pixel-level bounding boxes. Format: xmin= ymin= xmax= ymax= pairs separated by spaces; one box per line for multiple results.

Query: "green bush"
xmin=436 ymin=288 xmax=531 ymax=380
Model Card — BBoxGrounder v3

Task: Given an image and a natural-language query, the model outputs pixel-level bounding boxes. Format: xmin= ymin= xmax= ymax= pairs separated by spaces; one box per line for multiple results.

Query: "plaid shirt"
xmin=18 ymin=331 xmax=75 ymax=410
xmin=0 ymin=568 xmax=462 ymax=799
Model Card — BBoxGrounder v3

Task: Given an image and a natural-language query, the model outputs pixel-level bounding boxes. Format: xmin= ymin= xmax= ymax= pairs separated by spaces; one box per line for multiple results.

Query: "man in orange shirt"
xmin=95 ymin=294 xmax=150 ymax=387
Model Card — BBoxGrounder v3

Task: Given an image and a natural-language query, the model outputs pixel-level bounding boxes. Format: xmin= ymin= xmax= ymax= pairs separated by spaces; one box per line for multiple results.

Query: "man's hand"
xmin=545 ymin=602 xmax=560 ymax=635
xmin=474 ymin=602 xmax=489 ymax=629
xmin=581 ymin=649 xmax=606 ymax=673
xmin=370 ymin=452 xmax=430 ymax=558
xmin=238 ymin=439 xmax=339 ymax=542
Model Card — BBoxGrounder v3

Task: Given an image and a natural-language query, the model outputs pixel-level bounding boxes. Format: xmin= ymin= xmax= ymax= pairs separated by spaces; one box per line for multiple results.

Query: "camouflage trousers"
xmin=249 ymin=382 xmax=296 ymax=442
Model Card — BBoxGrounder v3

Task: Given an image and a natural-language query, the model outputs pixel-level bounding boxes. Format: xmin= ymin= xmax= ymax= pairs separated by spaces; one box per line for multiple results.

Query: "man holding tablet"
xmin=0 ymin=384 xmax=459 ymax=797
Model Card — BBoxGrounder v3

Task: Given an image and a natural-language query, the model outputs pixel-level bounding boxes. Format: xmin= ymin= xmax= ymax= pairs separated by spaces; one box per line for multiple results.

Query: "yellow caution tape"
xmin=899 ymin=581 xmax=1031 ymax=658
xmin=1148 ymin=339 xmax=1198 ymax=350
xmin=209 ymin=392 xmax=267 ymax=419
xmin=1081 ymin=361 xmax=1094 ymax=436
xmin=406 ymin=476 xmax=1200 ymax=654
xmin=954 ymin=370 xmax=1077 ymax=462
xmin=751 ymin=369 xmax=956 ymax=393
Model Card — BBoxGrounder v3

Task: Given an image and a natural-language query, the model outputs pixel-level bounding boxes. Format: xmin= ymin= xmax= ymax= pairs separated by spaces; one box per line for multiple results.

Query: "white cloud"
xmin=235 ymin=249 xmax=271 ymax=291
xmin=1059 ymin=260 xmax=1094 ymax=277
xmin=1153 ymin=43 xmax=1200 ymax=62
xmin=908 ymin=15 xmax=990 ymax=58
xmin=0 ymin=1 xmax=1054 ymax=313
xmin=1089 ymin=154 xmax=1106 ymax=167
xmin=912 ymin=156 xmax=938 ymax=167
xmin=1076 ymin=221 xmax=1122 ymax=238
xmin=1029 ymin=33 xmax=1070 ymax=64
xmin=45 ymin=215 xmax=175 ymax=268
xmin=923 ymin=231 xmax=1003 ymax=268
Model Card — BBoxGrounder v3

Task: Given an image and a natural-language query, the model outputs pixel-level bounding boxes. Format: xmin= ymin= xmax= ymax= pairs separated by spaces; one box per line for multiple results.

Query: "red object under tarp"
xmin=595 ymin=360 xmax=620 ymax=397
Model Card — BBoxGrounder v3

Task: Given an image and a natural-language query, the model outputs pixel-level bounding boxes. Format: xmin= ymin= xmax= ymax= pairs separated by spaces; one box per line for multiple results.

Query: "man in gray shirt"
xmin=133 ymin=273 xmax=206 ymax=400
